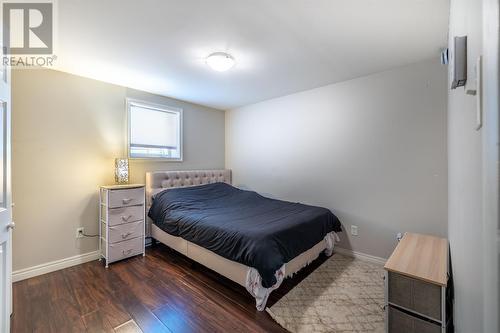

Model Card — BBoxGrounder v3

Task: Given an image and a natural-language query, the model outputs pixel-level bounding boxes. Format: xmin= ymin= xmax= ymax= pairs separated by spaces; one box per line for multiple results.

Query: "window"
xmin=127 ymin=99 xmax=182 ymax=160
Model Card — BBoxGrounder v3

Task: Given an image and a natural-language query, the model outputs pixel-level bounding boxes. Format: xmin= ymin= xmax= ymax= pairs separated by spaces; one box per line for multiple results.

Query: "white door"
xmin=0 ymin=56 xmax=12 ymax=333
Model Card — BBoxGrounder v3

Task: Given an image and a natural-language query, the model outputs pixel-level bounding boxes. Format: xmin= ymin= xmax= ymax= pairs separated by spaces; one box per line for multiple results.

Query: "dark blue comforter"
xmin=148 ymin=182 xmax=342 ymax=287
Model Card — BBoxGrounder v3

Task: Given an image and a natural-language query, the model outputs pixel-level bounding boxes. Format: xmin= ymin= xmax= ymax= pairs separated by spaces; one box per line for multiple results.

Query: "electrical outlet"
xmin=350 ymin=225 xmax=358 ymax=236
xmin=76 ymin=227 xmax=84 ymax=238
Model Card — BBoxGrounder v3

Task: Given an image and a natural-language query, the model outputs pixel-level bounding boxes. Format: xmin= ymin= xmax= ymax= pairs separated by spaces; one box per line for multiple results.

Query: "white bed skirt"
xmin=151 ymin=224 xmax=339 ymax=310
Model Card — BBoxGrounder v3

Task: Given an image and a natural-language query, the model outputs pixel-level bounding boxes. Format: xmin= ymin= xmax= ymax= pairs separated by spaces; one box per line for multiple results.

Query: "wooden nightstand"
xmin=99 ymin=184 xmax=146 ymax=267
xmin=384 ymin=233 xmax=451 ymax=333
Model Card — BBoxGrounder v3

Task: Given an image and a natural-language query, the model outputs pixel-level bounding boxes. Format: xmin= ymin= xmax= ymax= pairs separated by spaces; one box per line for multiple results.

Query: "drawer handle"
xmin=122 ymin=198 xmax=132 ymax=204
xmin=121 ymin=232 xmax=132 ymax=239
xmin=121 ymin=215 xmax=133 ymax=221
xmin=122 ymin=249 xmax=133 ymax=255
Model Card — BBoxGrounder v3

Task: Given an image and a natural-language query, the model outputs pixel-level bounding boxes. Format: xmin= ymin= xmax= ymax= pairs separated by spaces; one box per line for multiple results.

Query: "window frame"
xmin=126 ymin=98 xmax=183 ymax=161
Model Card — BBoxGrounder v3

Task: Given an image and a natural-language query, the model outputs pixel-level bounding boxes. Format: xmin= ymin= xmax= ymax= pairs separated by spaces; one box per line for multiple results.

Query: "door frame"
xmin=481 ymin=0 xmax=499 ymax=332
xmin=0 ymin=32 xmax=12 ymax=333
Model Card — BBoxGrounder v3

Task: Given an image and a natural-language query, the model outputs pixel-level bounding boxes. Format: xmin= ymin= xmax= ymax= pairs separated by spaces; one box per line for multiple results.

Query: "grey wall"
xmin=447 ymin=0 xmax=485 ymax=332
xmin=226 ymin=59 xmax=448 ymax=259
xmin=12 ymin=69 xmax=225 ymax=271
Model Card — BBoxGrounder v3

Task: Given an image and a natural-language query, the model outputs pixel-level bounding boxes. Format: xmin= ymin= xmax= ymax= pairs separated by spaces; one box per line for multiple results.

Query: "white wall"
xmin=447 ymin=0 xmax=487 ymax=332
xmin=226 ymin=59 xmax=448 ymax=259
xmin=12 ymin=69 xmax=225 ymax=271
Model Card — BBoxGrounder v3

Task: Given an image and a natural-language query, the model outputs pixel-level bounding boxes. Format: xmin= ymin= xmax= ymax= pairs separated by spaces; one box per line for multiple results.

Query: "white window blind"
xmin=127 ymin=100 xmax=182 ymax=159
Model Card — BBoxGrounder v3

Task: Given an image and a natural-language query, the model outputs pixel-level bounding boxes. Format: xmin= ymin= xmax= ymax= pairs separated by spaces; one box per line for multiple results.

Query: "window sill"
xmin=128 ymin=157 xmax=183 ymax=162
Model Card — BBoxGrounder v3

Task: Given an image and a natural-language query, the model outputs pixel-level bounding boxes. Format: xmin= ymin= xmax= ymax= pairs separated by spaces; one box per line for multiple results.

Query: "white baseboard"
xmin=12 ymin=251 xmax=100 ymax=282
xmin=11 ymin=247 xmax=384 ymax=282
xmin=334 ymin=247 xmax=387 ymax=265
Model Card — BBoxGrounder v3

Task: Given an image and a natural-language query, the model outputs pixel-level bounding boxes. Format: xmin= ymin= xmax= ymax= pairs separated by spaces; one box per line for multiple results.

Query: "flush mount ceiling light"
xmin=206 ymin=52 xmax=236 ymax=72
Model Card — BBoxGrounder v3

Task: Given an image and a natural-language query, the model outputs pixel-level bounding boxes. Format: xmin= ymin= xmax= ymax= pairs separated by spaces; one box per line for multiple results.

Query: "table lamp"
xmin=115 ymin=158 xmax=129 ymax=184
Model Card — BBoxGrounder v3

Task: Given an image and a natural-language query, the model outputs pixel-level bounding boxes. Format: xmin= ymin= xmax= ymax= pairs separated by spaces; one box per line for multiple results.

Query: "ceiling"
xmin=55 ymin=0 xmax=450 ymax=110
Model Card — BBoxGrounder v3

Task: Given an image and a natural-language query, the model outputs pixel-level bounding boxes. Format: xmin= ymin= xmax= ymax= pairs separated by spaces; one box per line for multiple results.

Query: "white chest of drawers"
xmin=99 ymin=184 xmax=146 ymax=267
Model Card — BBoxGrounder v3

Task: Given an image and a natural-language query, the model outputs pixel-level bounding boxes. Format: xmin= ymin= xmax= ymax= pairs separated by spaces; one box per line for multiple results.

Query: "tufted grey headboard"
xmin=145 ymin=169 xmax=231 ymax=236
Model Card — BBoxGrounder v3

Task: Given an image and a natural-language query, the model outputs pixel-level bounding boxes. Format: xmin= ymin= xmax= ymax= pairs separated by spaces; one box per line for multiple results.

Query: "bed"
xmin=146 ymin=169 xmax=342 ymax=310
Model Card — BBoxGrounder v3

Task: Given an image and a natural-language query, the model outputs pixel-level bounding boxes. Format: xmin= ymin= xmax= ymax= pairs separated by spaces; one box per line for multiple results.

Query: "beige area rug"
xmin=267 ymin=254 xmax=385 ymax=333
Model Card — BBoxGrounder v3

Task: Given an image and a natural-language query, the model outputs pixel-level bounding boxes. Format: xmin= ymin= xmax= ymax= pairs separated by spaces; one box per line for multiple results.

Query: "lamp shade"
xmin=115 ymin=158 xmax=129 ymax=184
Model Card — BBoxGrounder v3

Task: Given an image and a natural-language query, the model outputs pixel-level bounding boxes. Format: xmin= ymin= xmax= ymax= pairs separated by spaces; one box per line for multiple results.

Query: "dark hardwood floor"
xmin=11 ymin=242 xmax=329 ymax=333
